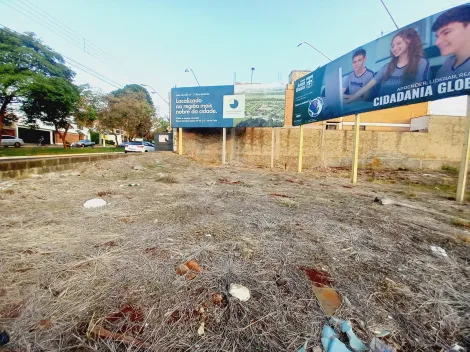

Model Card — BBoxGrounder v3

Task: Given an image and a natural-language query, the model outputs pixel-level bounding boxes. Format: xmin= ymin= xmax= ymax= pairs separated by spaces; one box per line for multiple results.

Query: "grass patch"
xmin=452 ymin=218 xmax=470 ymax=229
xmin=441 ymin=165 xmax=459 ymax=174
xmin=0 ymin=147 xmax=123 ymax=157
xmin=157 ymin=175 xmax=178 ymax=184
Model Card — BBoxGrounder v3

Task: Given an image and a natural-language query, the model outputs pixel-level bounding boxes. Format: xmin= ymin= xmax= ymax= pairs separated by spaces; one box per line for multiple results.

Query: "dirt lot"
xmin=1 ymin=152 xmax=469 ymax=352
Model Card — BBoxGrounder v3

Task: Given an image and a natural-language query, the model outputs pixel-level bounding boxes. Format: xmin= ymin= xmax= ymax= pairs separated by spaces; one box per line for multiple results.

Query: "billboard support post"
xmin=456 ymin=96 xmax=470 ymax=203
xmin=271 ymin=128 xmax=275 ymax=168
xmin=298 ymin=125 xmax=304 ymax=173
xmin=222 ymin=128 xmax=227 ymax=165
xmin=178 ymin=128 xmax=183 ymax=155
xmin=351 ymin=114 xmax=360 ymax=184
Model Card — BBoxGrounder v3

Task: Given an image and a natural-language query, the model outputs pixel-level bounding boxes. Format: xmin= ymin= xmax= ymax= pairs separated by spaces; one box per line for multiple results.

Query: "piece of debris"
xmin=218 ymin=178 xmax=241 ymax=185
xmin=299 ymin=267 xmax=333 ymax=287
xmin=229 ymin=283 xmax=251 ymax=302
xmin=0 ymin=331 xmax=9 ymax=346
xmin=119 ymin=217 xmax=135 ymax=224
xmin=321 ymin=325 xmax=351 ymax=352
xmin=330 ymin=318 xmax=367 ymax=351
xmin=343 ymin=185 xmax=354 ymax=189
xmin=373 ymin=330 xmax=391 ymax=338
xmin=270 ymin=193 xmax=294 ymax=198
xmin=374 ymin=197 xmax=394 ymax=205
xmin=312 ymin=286 xmax=341 ymax=316
xmin=89 ymin=324 xmax=150 ymax=348
xmin=133 ymin=165 xmax=144 ymax=171
xmin=297 ymin=341 xmax=307 ymax=352
xmin=176 ymin=264 xmax=189 ymax=275
xmin=83 ymin=198 xmax=107 ymax=209
xmin=128 ymin=183 xmax=140 ymax=187
xmin=430 ymin=245 xmax=448 ymax=257
xmin=197 ymin=321 xmax=205 ymax=336
xmin=370 ymin=337 xmax=397 ymax=352
xmin=184 ymin=259 xmax=201 ymax=273
xmin=97 ymin=191 xmax=112 ymax=197
xmin=212 ymin=293 xmax=224 ymax=306
xmin=187 ymin=272 xmax=198 ymax=280
xmin=206 ymin=181 xmax=216 ymax=186
xmin=70 ymin=171 xmax=81 ymax=176
xmin=447 ymin=344 xmax=465 ymax=352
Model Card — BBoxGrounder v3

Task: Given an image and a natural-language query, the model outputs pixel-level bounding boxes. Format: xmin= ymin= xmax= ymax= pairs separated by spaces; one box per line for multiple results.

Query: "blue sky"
xmin=0 ymin=0 xmax=468 ymax=114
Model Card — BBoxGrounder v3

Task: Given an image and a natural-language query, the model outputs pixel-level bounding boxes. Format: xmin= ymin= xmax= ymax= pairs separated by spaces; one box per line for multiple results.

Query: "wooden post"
xmin=456 ymin=96 xmax=470 ymax=203
xmin=271 ymin=127 xmax=275 ymax=168
xmin=351 ymin=114 xmax=360 ymax=184
xmin=298 ymin=125 xmax=304 ymax=173
xmin=222 ymin=128 xmax=226 ymax=165
xmin=178 ymin=127 xmax=183 ymax=155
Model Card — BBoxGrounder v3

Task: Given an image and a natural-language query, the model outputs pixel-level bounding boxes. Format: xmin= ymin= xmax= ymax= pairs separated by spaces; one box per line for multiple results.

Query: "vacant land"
xmin=0 ymin=147 xmax=123 ymax=158
xmin=0 ymin=152 xmax=469 ymax=351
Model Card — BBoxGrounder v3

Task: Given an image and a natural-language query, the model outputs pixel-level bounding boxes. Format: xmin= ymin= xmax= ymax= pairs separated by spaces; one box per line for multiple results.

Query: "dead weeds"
xmin=0 ymin=153 xmax=469 ymax=351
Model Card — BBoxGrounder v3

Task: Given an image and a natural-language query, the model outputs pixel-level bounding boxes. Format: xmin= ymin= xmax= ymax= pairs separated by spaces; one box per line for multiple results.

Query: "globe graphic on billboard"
xmin=308 ymin=98 xmax=323 ymax=118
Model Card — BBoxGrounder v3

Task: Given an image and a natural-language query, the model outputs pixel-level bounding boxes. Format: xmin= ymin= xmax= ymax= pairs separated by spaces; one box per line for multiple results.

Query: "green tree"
xmin=74 ymin=84 xmax=106 ymax=129
xmin=99 ymin=91 xmax=154 ymax=146
xmin=111 ymin=84 xmax=153 ymax=107
xmin=22 ymin=77 xmax=80 ymax=149
xmin=0 ymin=28 xmax=74 ymax=144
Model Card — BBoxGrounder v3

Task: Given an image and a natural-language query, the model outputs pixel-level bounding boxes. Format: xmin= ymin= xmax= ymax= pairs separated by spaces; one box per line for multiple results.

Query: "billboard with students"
xmin=171 ymin=83 xmax=286 ymax=128
xmin=293 ymin=3 xmax=470 ymax=126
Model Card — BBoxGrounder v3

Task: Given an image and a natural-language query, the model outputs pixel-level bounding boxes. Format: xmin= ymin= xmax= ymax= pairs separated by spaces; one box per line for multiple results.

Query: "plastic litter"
xmin=321 ymin=325 xmax=351 ymax=351
xmin=229 ymin=283 xmax=251 ymax=301
xmin=370 ymin=337 xmax=397 ymax=352
xmin=312 ymin=286 xmax=341 ymax=316
xmin=0 ymin=331 xmax=9 ymax=346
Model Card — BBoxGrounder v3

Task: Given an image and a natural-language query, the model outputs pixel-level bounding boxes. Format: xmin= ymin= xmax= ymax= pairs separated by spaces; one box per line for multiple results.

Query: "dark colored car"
xmin=71 ymin=140 xmax=95 ymax=148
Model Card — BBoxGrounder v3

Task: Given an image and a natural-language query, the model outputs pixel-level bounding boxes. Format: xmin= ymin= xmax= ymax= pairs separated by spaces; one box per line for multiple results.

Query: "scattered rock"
xmin=153 ymin=219 xmax=159 ymax=224
xmin=133 ymin=165 xmax=144 ymax=171
xmin=70 ymin=171 xmax=81 ymax=176
xmin=197 ymin=322 xmax=205 ymax=336
xmin=374 ymin=197 xmax=394 ymax=205
xmin=229 ymin=283 xmax=251 ymax=301
xmin=430 ymin=245 xmax=448 ymax=257
xmin=176 ymin=264 xmax=189 ymax=275
xmin=206 ymin=181 xmax=216 ymax=186
xmin=83 ymin=198 xmax=107 ymax=209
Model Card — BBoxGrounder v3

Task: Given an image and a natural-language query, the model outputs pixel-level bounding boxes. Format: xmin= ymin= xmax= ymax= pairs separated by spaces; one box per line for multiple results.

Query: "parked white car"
xmin=124 ymin=141 xmax=155 ymax=153
xmin=1 ymin=135 xmax=25 ymax=148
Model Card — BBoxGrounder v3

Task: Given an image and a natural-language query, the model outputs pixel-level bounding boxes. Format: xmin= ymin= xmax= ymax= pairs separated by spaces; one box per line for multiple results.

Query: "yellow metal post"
xmin=178 ymin=128 xmax=183 ymax=155
xmin=222 ymin=128 xmax=226 ymax=165
xmin=298 ymin=125 xmax=304 ymax=173
xmin=456 ymin=96 xmax=470 ymax=203
xmin=351 ymin=114 xmax=360 ymax=184
xmin=271 ymin=128 xmax=275 ymax=168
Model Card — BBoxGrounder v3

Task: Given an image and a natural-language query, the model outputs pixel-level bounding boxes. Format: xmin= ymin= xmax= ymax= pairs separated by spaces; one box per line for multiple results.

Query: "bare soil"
xmin=0 ymin=152 xmax=469 ymax=352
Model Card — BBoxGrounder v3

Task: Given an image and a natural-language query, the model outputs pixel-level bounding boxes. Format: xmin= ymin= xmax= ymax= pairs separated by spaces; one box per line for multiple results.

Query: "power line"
xmin=0 ymin=0 xmax=125 ymax=69
xmin=12 ymin=0 xmax=137 ymax=73
xmin=0 ymin=23 xmax=122 ymax=89
xmin=380 ymin=0 xmax=399 ymax=29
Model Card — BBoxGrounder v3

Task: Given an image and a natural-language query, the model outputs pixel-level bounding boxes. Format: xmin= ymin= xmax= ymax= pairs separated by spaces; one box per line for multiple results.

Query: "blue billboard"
xmin=171 ymin=83 xmax=286 ymax=128
xmin=294 ymin=3 xmax=470 ymax=125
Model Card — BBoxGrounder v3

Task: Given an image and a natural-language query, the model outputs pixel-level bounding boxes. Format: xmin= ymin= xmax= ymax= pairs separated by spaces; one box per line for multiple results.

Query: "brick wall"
xmin=178 ymin=115 xmax=467 ymax=171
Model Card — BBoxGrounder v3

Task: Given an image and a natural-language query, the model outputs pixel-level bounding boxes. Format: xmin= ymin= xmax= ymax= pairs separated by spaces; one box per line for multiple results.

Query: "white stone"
xmin=380 ymin=198 xmax=394 ymax=205
xmin=430 ymin=245 xmax=448 ymax=257
xmin=229 ymin=283 xmax=251 ymax=301
xmin=83 ymin=198 xmax=107 ymax=209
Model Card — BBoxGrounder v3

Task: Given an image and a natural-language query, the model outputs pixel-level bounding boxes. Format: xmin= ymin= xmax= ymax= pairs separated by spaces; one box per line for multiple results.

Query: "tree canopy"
xmin=0 ymin=28 xmax=74 ymax=143
xmin=22 ymin=77 xmax=80 ymax=148
xmin=111 ymin=84 xmax=154 ymax=107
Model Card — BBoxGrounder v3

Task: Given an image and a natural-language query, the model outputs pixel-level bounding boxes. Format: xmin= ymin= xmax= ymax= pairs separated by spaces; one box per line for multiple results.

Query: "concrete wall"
xmin=179 ymin=115 xmax=467 ymax=171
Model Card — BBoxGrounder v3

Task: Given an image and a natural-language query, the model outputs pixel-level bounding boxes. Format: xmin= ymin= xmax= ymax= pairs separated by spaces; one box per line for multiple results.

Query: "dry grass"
xmin=0 ymin=153 xmax=469 ymax=352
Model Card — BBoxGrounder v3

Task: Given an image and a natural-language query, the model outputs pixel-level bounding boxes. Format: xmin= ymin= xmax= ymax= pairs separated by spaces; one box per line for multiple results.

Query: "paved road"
xmin=0 ymin=152 xmax=124 ymax=163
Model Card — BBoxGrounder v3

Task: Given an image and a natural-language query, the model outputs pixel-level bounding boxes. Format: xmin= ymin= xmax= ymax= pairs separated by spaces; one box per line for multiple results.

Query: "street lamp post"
xmin=297 ymin=42 xmax=332 ymax=62
xmin=185 ymin=68 xmax=200 ymax=86
xmin=250 ymin=67 xmax=255 ymax=84
xmin=139 ymin=83 xmax=170 ymax=123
